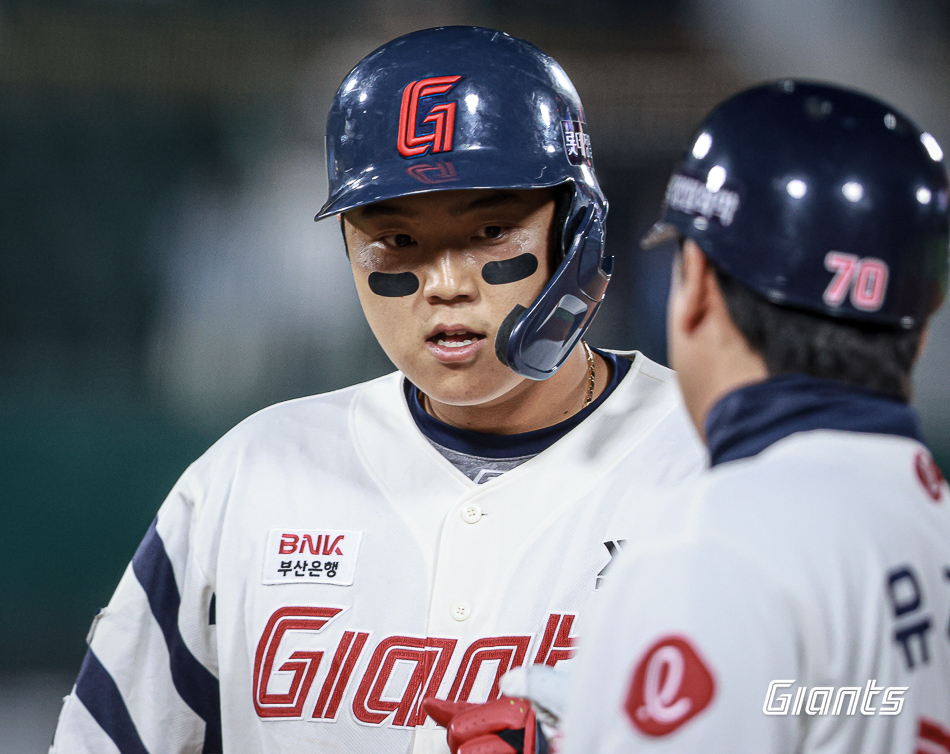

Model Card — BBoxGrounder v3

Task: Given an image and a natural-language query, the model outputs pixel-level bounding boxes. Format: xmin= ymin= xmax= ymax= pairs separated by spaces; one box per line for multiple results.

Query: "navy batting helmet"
xmin=642 ymin=80 xmax=950 ymax=328
xmin=315 ymin=26 xmax=611 ymax=380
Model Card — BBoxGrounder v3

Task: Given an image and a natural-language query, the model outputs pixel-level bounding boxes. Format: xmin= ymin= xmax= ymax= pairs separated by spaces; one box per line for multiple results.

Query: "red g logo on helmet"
xmin=625 ymin=634 xmax=715 ymax=737
xmin=397 ymin=76 xmax=462 ymax=158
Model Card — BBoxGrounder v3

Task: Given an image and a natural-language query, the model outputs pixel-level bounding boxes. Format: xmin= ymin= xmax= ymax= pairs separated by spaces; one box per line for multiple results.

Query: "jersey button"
xmin=450 ymin=601 xmax=472 ymax=621
xmin=461 ymin=504 xmax=482 ymax=524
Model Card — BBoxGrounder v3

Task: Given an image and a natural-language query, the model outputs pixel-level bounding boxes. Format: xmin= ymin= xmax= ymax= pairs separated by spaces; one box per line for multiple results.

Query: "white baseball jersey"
xmin=51 ymin=352 xmax=704 ymax=754
xmin=563 ymin=418 xmax=950 ymax=752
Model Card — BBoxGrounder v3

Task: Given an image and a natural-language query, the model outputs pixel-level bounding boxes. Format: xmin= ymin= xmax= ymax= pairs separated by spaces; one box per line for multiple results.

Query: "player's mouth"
xmin=425 ymin=326 xmax=486 ymax=363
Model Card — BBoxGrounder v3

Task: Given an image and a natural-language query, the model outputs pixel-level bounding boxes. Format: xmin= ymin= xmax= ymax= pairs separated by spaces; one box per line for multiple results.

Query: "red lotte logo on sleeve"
xmin=624 ymin=634 xmax=716 ymax=736
xmin=397 ymin=76 xmax=462 ymax=158
xmin=262 ymin=529 xmax=363 ymax=586
xmin=914 ymin=450 xmax=945 ymax=502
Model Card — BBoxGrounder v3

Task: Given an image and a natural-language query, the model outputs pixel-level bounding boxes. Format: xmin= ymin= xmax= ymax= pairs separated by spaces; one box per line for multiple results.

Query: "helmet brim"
xmin=315 ymin=151 xmax=585 ymax=221
xmin=639 ymin=222 xmax=681 ymax=250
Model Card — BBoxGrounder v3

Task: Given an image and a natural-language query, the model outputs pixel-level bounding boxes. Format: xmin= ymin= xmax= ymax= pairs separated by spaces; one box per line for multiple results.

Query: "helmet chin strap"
xmin=496 ymin=204 xmax=611 ymax=380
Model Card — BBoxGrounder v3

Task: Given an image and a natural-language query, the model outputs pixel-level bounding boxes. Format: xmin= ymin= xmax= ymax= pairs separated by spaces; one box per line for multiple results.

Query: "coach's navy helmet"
xmin=642 ymin=80 xmax=950 ymax=328
xmin=316 ymin=26 xmax=611 ymax=380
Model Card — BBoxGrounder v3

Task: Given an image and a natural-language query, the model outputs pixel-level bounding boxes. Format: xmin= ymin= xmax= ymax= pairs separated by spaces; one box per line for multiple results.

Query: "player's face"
xmin=343 ymin=188 xmax=556 ymax=406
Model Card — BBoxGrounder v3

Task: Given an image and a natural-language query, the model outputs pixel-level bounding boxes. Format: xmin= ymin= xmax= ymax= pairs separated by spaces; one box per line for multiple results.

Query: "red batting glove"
xmin=424 ymin=696 xmax=540 ymax=754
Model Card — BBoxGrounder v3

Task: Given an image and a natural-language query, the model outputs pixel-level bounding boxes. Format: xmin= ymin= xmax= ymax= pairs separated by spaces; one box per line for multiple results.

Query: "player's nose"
xmin=422 ymin=249 xmax=479 ymax=304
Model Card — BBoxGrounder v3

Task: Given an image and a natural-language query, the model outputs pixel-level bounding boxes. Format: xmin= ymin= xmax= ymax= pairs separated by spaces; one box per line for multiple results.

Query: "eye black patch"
xmin=481 ymin=253 xmax=539 ymax=285
xmin=368 ymin=271 xmax=420 ymax=297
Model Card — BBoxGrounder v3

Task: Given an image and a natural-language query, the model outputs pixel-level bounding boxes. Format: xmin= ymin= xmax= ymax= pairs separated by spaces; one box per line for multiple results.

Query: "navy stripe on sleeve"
xmin=132 ymin=519 xmax=223 ymax=753
xmin=74 ymin=649 xmax=149 ymax=754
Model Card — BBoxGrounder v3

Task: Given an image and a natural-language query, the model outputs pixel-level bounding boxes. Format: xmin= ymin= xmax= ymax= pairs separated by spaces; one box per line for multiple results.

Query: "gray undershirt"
xmin=428 ymin=440 xmax=537 ymax=484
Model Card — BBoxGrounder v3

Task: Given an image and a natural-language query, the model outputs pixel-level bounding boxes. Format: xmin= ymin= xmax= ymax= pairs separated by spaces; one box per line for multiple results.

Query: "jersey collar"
xmin=404 ymin=349 xmax=632 ymax=459
xmin=705 ymin=373 xmax=924 ymax=467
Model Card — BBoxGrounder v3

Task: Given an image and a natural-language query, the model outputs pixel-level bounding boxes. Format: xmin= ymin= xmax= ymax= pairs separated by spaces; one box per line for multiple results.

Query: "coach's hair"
xmin=713 ymin=266 xmax=923 ymax=401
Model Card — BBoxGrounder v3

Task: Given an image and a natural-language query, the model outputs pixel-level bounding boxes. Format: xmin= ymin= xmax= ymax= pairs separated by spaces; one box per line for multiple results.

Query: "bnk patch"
xmin=262 ymin=529 xmax=362 ymax=586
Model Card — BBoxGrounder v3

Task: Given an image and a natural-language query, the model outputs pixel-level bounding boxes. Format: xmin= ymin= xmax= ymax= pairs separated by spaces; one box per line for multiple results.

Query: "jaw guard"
xmin=496 ymin=189 xmax=612 ymax=380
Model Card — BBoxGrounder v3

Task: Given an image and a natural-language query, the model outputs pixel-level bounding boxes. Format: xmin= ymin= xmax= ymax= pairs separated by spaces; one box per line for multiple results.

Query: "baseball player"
xmin=50 ymin=27 xmax=704 ymax=754
xmin=561 ymin=81 xmax=950 ymax=753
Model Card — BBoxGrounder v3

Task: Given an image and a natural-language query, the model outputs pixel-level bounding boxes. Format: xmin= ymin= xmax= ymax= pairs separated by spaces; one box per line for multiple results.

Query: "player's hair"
xmin=714 ymin=265 xmax=923 ymax=401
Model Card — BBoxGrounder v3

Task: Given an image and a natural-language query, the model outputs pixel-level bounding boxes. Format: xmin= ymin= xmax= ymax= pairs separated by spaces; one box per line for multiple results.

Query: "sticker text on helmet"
xmin=665 ymin=174 xmax=740 ymax=227
xmin=561 ymin=120 xmax=592 ymax=165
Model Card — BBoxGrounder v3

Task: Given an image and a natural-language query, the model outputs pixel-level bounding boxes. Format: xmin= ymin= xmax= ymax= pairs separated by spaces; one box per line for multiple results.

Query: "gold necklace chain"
xmin=582 ymin=341 xmax=595 ymax=408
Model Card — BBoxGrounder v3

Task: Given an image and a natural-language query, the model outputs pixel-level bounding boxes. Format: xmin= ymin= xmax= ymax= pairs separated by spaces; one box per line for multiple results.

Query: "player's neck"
xmin=422 ymin=347 xmax=610 ymax=435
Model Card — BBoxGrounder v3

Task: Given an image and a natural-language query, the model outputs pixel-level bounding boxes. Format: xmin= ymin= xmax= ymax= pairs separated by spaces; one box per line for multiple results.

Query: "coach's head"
xmin=641 ymin=80 xmax=949 ymax=433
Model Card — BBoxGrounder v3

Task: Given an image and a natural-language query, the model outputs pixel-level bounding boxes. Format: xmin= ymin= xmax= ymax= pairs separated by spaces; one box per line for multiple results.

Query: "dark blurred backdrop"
xmin=2 ymin=0 xmax=949 ymax=749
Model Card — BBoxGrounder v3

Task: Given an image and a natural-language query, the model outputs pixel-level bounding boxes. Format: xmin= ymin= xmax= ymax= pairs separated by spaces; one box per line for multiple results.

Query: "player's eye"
xmin=383 ymin=233 xmax=414 ymax=248
xmin=477 ymin=225 xmax=505 ymax=240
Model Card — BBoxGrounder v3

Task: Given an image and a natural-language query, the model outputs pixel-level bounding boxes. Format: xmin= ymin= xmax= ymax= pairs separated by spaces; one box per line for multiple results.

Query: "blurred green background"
xmin=2 ymin=0 xmax=949 ymax=749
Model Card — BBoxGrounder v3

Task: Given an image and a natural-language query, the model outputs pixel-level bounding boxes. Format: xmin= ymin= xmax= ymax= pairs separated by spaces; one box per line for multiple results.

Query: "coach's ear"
xmin=675 ymin=239 xmax=720 ymax=336
xmin=916 ymin=326 xmax=930 ymax=362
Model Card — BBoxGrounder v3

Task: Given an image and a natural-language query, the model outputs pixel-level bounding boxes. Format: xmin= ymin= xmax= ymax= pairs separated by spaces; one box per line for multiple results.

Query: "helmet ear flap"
xmin=496 ymin=199 xmax=611 ymax=380
xmin=494 ymin=305 xmax=527 ymax=368
xmin=551 ymin=182 xmax=577 ymax=267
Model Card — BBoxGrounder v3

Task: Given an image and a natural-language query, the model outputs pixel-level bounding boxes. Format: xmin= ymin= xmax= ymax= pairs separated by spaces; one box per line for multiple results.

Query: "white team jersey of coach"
xmin=51 ymin=352 xmax=704 ymax=754
xmin=563 ymin=429 xmax=950 ymax=754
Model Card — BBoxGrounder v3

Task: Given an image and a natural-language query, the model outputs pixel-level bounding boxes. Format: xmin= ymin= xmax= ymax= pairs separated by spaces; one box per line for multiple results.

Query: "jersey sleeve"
xmin=50 ymin=468 xmax=221 ymax=754
xmin=561 ymin=534 xmax=805 ymax=754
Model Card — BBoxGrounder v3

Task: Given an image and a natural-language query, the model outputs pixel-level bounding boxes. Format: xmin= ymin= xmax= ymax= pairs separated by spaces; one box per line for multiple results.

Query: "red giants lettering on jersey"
xmin=397 ymin=76 xmax=462 ymax=158
xmin=446 ymin=636 xmax=530 ymax=703
xmin=253 ymin=608 xmax=577 ymax=727
xmin=353 ymin=636 xmax=458 ymax=726
xmin=624 ymin=634 xmax=716 ymax=737
xmin=253 ymin=607 xmax=343 ymax=718
xmin=533 ymin=613 xmax=576 ymax=665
